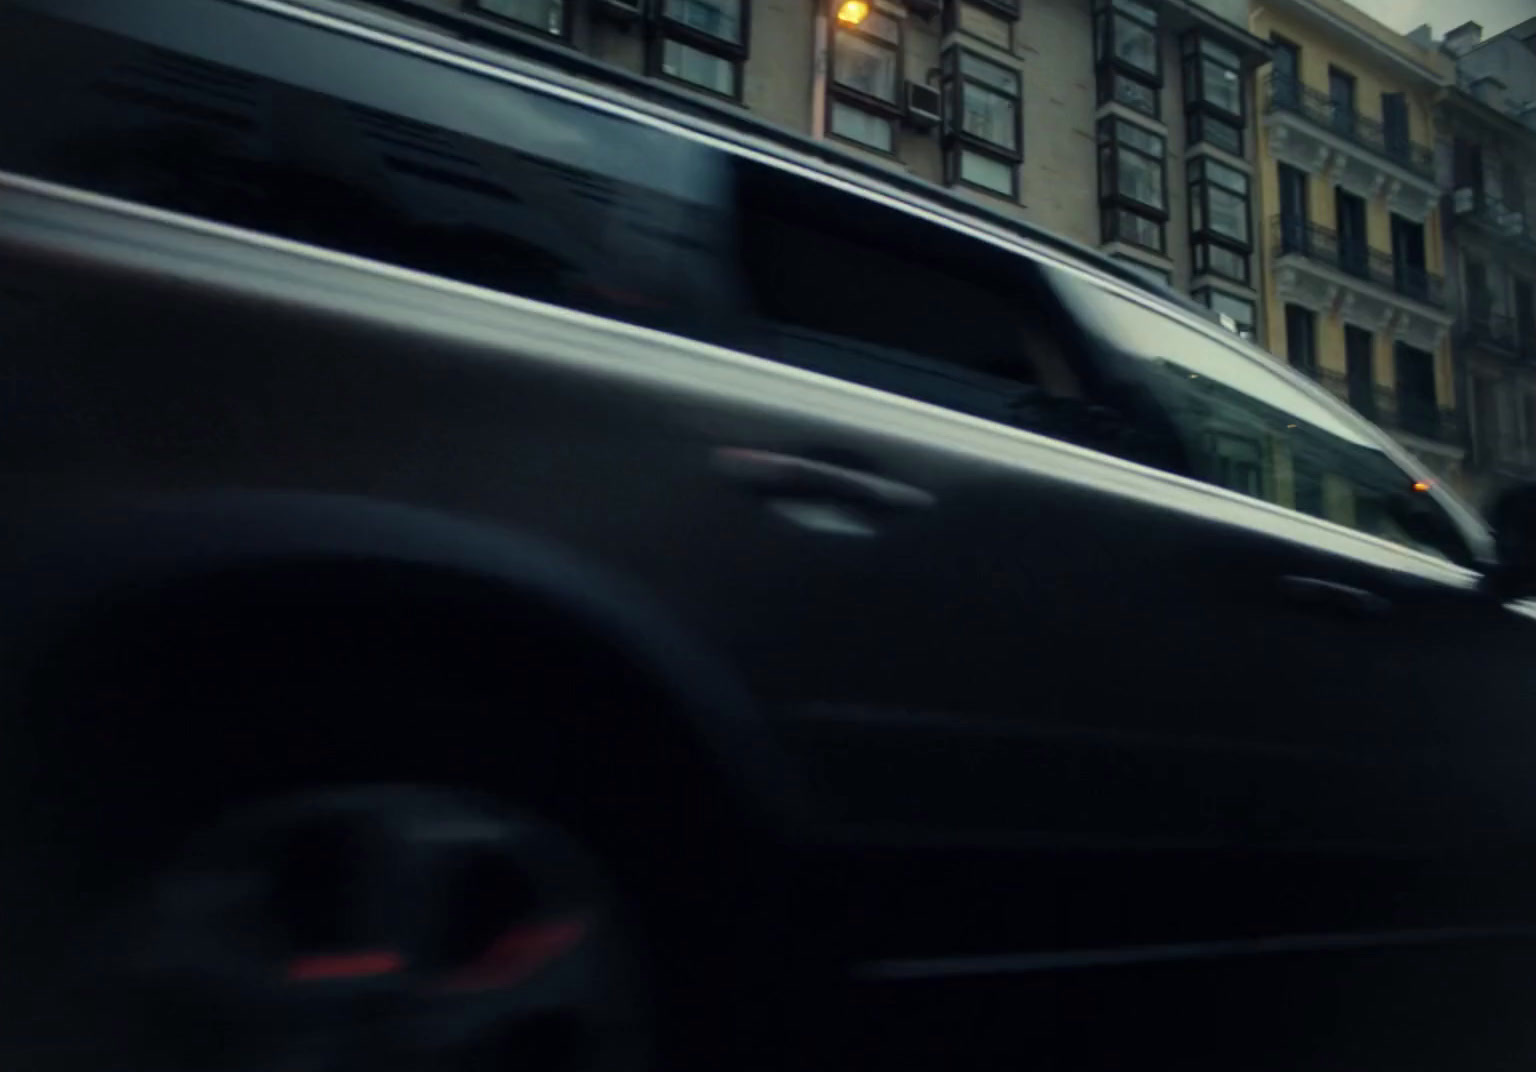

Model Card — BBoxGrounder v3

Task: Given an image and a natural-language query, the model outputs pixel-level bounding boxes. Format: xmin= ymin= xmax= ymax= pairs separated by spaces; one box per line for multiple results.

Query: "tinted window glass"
xmin=735 ymin=164 xmax=1066 ymax=429
xmin=733 ymin=162 xmax=1182 ymax=465
xmin=0 ymin=3 xmax=750 ymax=349
xmin=1051 ymin=272 xmax=1473 ymax=564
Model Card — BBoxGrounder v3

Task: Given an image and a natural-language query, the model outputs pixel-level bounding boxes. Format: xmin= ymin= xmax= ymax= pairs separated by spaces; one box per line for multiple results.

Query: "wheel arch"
xmin=0 ymin=489 xmax=807 ymax=841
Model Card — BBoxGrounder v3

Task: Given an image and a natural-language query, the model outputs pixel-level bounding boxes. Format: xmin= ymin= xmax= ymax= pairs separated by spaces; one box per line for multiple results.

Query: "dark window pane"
xmin=1114 ymin=15 xmax=1158 ymax=75
xmin=1285 ymin=304 xmax=1316 ymax=374
xmin=1105 ymin=69 xmax=1159 ymax=115
xmin=737 ymin=164 xmax=1122 ymax=455
xmin=663 ymin=0 xmax=743 ymax=42
xmin=1200 ymin=57 xmax=1242 ymax=113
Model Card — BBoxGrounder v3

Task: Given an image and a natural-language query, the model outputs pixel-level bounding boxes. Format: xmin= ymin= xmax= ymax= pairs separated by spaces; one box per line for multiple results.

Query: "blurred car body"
xmin=4 ymin=1 xmax=1536 ymax=1069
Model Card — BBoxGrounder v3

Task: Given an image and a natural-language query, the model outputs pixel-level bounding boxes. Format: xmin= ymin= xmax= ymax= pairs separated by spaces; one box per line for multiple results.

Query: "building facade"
xmin=338 ymin=0 xmax=1270 ymax=335
xmin=1248 ymin=0 xmax=1461 ymax=486
xmin=1427 ymin=19 xmax=1536 ymax=507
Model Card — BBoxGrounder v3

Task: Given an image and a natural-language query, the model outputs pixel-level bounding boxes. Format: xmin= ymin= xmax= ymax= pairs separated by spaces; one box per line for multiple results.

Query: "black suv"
xmin=4 ymin=2 xmax=1536 ymax=1070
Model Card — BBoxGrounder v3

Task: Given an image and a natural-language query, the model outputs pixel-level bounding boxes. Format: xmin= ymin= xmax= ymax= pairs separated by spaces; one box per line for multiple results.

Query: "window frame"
xmin=466 ymin=0 xmax=569 ymax=38
xmin=648 ymin=0 xmax=751 ymax=99
xmin=1094 ymin=0 xmax=1162 ymax=87
xmin=1098 ymin=115 xmax=1168 ymax=253
xmin=1284 ymin=303 xmax=1317 ymax=376
xmin=827 ymin=6 xmax=904 ymax=151
xmin=1182 ymin=33 xmax=1245 ymax=154
xmin=942 ymin=46 xmax=1023 ymax=199
xmin=943 ymin=0 xmax=1020 ymax=48
xmin=1188 ymin=154 xmax=1251 ymax=284
xmin=1098 ymin=66 xmax=1161 ymax=119
xmin=1182 ymin=34 xmax=1244 ymax=120
xmin=1193 ymin=286 xmax=1255 ymax=340
xmin=830 ymin=8 xmax=904 ymax=110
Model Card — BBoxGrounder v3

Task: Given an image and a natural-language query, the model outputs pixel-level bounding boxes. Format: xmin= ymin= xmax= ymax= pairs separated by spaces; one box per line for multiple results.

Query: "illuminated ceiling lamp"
xmin=836 ymin=0 xmax=870 ymax=25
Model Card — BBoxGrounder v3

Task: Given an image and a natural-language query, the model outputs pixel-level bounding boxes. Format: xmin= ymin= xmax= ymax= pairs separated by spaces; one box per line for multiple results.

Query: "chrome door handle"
xmin=712 ymin=448 xmax=935 ymax=510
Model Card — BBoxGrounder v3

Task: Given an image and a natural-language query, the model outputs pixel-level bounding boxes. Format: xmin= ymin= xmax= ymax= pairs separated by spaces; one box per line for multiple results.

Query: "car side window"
xmin=1050 ymin=270 xmax=1474 ymax=565
xmin=0 ymin=5 xmax=753 ymax=352
xmin=732 ymin=159 xmax=1173 ymax=464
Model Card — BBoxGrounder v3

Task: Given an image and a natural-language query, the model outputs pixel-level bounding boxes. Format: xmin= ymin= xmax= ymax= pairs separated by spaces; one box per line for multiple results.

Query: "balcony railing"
xmin=1448 ymin=189 xmax=1536 ymax=255
xmin=1264 ymin=72 xmax=1435 ymax=180
xmin=1456 ymin=312 xmax=1536 ymax=360
xmin=1272 ymin=216 xmax=1445 ymax=308
xmin=1315 ymin=367 xmax=1459 ymax=443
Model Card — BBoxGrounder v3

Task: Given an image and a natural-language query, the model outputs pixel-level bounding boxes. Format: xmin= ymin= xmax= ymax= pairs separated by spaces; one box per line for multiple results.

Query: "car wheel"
xmin=63 ymin=785 xmax=651 ymax=1072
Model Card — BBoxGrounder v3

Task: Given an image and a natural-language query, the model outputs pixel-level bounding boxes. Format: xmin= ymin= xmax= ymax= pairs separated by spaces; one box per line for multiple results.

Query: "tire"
xmin=38 ymin=785 xmax=657 ymax=1072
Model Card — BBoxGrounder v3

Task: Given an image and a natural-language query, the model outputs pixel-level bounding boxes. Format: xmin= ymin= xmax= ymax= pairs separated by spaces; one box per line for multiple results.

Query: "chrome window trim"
xmin=0 ymin=169 xmax=1483 ymax=594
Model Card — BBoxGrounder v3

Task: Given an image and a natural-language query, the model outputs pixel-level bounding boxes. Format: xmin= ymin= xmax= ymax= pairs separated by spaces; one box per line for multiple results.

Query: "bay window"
xmin=1098 ymin=116 xmax=1166 ymax=252
xmin=1182 ymin=34 xmax=1245 ymax=155
xmin=943 ymin=48 xmax=1023 ymax=198
xmin=652 ymin=0 xmax=749 ymax=97
xmin=944 ymin=0 xmax=1019 ymax=51
xmin=1095 ymin=0 xmax=1161 ymax=115
xmin=828 ymin=8 xmax=902 ymax=151
xmin=1189 ymin=155 xmax=1251 ymax=284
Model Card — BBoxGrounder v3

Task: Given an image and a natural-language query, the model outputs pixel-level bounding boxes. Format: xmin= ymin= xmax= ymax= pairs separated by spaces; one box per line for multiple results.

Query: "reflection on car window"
xmin=1052 ymin=270 xmax=1472 ymax=565
xmin=735 ymin=162 xmax=1177 ymax=465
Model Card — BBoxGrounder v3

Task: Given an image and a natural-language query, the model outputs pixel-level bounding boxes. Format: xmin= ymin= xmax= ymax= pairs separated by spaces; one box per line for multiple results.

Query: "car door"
xmin=1030 ymin=273 xmax=1536 ymax=1068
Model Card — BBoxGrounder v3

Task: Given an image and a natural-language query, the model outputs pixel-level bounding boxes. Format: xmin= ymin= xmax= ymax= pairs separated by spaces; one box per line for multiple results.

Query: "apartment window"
xmin=1453 ymin=137 xmax=1485 ymax=193
xmin=1504 ymin=158 xmax=1527 ymax=217
xmin=945 ymin=0 xmax=1018 ymax=51
xmin=1098 ymin=116 xmax=1166 ymax=252
xmin=653 ymin=0 xmax=749 ymax=97
xmin=1270 ymin=36 xmax=1300 ymax=107
xmin=1474 ymin=376 xmax=1501 ymax=460
xmin=1517 ymin=278 xmax=1536 ymax=350
xmin=829 ymin=9 xmax=902 ymax=151
xmin=1344 ymin=325 xmax=1375 ymax=419
xmin=1394 ymin=343 xmax=1438 ymax=437
xmin=1189 ymin=156 xmax=1250 ymax=283
xmin=1381 ymin=92 xmax=1409 ymax=163
xmin=1183 ymin=35 xmax=1244 ymax=154
xmin=1328 ymin=65 xmax=1356 ymax=137
xmin=1285 ymin=303 xmax=1316 ymax=375
xmin=1390 ymin=213 xmax=1428 ymax=302
xmin=829 ymin=100 xmax=894 ymax=151
xmin=942 ymin=48 xmax=1023 ymax=197
xmin=1095 ymin=0 xmax=1161 ymax=115
xmin=470 ymin=0 xmax=565 ymax=36
xmin=659 ymin=38 xmax=738 ymax=95
xmin=1099 ymin=69 xmax=1160 ymax=119
xmin=1116 ymin=255 xmax=1173 ymax=287
xmin=1193 ymin=241 xmax=1247 ymax=282
xmin=1194 ymin=287 xmax=1255 ymax=339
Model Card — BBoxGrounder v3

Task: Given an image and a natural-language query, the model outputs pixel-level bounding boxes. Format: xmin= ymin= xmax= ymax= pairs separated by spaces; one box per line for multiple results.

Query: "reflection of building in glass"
xmin=1138 ymin=352 xmax=1440 ymax=553
xmin=326 ymin=0 xmax=1268 ymax=337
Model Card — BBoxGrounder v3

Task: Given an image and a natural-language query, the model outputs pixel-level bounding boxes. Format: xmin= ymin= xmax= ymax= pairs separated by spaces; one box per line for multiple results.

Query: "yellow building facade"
xmin=1249 ymin=0 xmax=1461 ymax=485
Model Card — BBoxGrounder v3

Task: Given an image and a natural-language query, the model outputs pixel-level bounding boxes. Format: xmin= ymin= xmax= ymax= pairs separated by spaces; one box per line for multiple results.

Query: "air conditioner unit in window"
xmin=1453 ymin=187 xmax=1476 ymax=214
xmin=1499 ymin=209 xmax=1526 ymax=236
xmin=594 ymin=0 xmax=644 ymax=23
xmin=904 ymin=0 xmax=941 ymax=17
xmin=905 ymin=81 xmax=942 ymax=129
